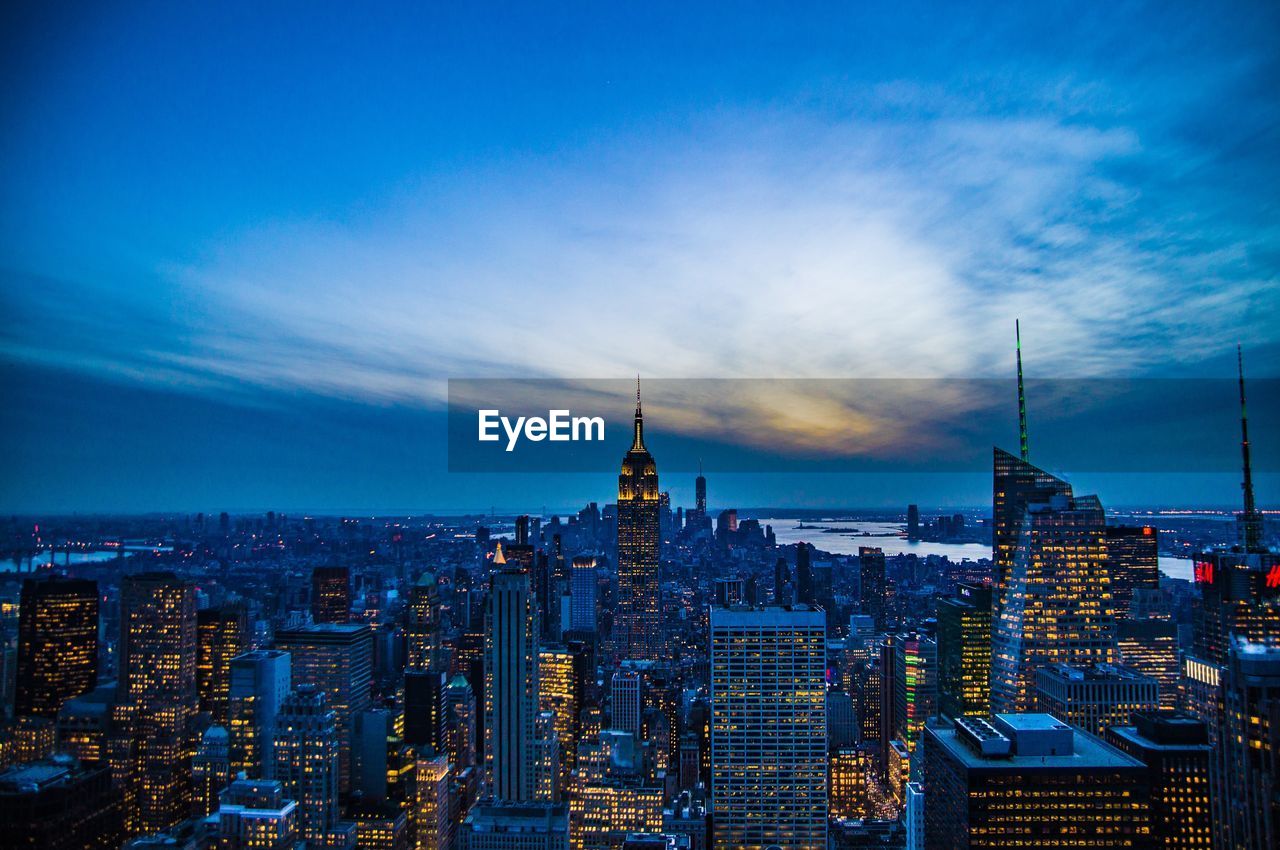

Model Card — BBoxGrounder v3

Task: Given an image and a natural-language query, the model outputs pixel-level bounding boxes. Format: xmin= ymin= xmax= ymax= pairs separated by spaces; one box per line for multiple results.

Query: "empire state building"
xmin=616 ymin=379 xmax=661 ymax=662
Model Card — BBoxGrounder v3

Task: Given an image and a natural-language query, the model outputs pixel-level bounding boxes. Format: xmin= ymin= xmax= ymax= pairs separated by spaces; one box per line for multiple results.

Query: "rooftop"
xmin=936 ymin=714 xmax=1143 ymax=771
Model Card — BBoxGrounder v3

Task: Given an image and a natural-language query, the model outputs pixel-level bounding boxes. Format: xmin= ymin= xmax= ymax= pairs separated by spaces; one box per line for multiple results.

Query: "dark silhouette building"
xmin=15 ymin=577 xmax=98 ymax=719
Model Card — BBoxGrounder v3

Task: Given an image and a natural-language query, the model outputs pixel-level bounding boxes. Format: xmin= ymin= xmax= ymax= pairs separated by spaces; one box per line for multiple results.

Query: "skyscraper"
xmin=610 ymin=667 xmax=644 ymax=737
xmin=444 ymin=674 xmax=477 ymax=770
xmin=695 ymin=462 xmax=706 ymax=517
xmin=1180 ymin=349 xmax=1279 ymax=850
xmin=0 ymin=755 xmax=123 ymax=850
xmin=274 ymin=622 xmax=373 ymax=792
xmin=936 ymin=583 xmax=991 ymax=719
xmin=1033 ymin=662 xmax=1160 ymax=738
xmin=795 ymin=543 xmax=814 ymax=606
xmin=615 ymin=379 xmax=661 ymax=662
xmin=569 ymin=556 xmax=598 ymax=635
xmin=197 ymin=603 xmax=247 ymax=725
xmin=990 ymin=492 xmax=1115 ymax=713
xmin=893 ymin=631 xmax=937 ymax=760
xmin=1115 ymin=618 xmax=1180 ymax=710
xmin=403 ymin=669 xmax=446 ymax=751
xmin=1105 ymin=525 xmax=1159 ymax=619
xmin=923 ymin=714 xmax=1150 ymax=849
xmin=406 ymin=571 xmax=442 ymax=671
xmin=414 ymin=754 xmax=452 ymax=850
xmin=227 ymin=649 xmax=292 ymax=779
xmin=15 ymin=577 xmax=98 ymax=719
xmin=215 ymin=778 xmax=299 ymax=850
xmin=858 ymin=547 xmax=887 ymax=631
xmin=538 ymin=645 xmax=581 ymax=783
xmin=273 ymin=685 xmax=343 ymax=846
xmin=461 ymin=802 xmax=570 ymax=850
xmin=1104 ymin=712 xmax=1213 ymax=848
xmin=485 ymin=562 xmax=540 ymax=802
xmin=310 ymin=566 xmax=352 ymax=624
xmin=709 ymin=605 xmax=826 ymax=849
xmin=991 ymin=448 xmax=1073 ymax=627
xmin=192 ymin=725 xmax=232 ymax=817
xmin=113 ymin=571 xmax=198 ymax=836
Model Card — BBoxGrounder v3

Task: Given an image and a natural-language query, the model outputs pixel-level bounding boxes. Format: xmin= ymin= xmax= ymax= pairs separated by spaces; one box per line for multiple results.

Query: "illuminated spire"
xmin=1238 ymin=344 xmax=1264 ymax=552
xmin=1016 ymin=319 xmax=1029 ymax=462
xmin=493 ymin=541 xmax=506 ymax=565
xmin=631 ymin=375 xmax=646 ymax=452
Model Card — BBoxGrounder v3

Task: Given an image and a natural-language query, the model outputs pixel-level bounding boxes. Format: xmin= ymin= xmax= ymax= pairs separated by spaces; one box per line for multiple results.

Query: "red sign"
xmin=1266 ymin=565 xmax=1280 ymax=589
xmin=1194 ymin=561 xmax=1214 ymax=585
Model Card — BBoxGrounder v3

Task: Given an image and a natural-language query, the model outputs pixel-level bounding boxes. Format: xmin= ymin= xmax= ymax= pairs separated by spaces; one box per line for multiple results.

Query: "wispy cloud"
xmin=2 ymin=82 xmax=1276 ymax=454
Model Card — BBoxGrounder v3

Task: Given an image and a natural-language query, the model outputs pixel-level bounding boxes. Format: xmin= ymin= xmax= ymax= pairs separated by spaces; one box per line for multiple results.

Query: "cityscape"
xmin=2 ymin=4 xmax=1279 ymax=850
xmin=0 ymin=343 xmax=1276 ymax=848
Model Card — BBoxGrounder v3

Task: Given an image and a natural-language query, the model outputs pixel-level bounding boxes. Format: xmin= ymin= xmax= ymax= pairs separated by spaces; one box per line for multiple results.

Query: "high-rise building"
xmin=991 ymin=447 xmax=1073 ymax=629
xmin=0 ymin=755 xmax=123 ymax=850
xmin=461 ymin=802 xmax=570 ymax=850
xmin=1115 ymin=619 xmax=1180 ymax=710
xmin=569 ymin=557 xmax=598 ymax=635
xmin=1034 ymin=663 xmax=1160 ymax=738
xmin=1180 ymin=348 xmax=1280 ymax=850
xmin=795 ymin=544 xmax=814 ymax=606
xmin=615 ymin=380 xmax=661 ymax=662
xmin=1217 ymin=648 xmax=1280 ymax=850
xmin=1105 ymin=525 xmax=1159 ymax=619
xmin=611 ymin=667 xmax=643 ymax=736
xmin=990 ymin=492 xmax=1115 ymax=713
xmin=444 ymin=674 xmax=477 ymax=770
xmin=273 ymin=685 xmax=342 ymax=846
xmin=937 ymin=583 xmax=991 ymax=719
xmin=191 ymin=725 xmax=232 ymax=817
xmin=404 ymin=670 xmax=446 ymax=751
xmin=214 ymin=778 xmax=299 ymax=850
xmin=310 ymin=566 xmax=351 ymax=624
xmin=485 ymin=562 xmax=540 ymax=802
xmin=197 ymin=603 xmax=247 ymax=725
xmin=414 ymin=754 xmax=452 ymax=850
xmin=57 ymin=684 xmax=114 ymax=765
xmin=406 ymin=572 xmax=442 ymax=671
xmin=538 ymin=645 xmax=581 ymax=783
xmin=923 ymin=714 xmax=1150 ymax=849
xmin=1105 ymin=712 xmax=1213 ymax=848
xmin=113 ymin=571 xmax=198 ymax=836
xmin=906 ymin=504 xmax=920 ymax=541
xmin=826 ymin=687 xmax=856 ymax=748
xmin=15 ymin=577 xmax=99 ymax=719
xmin=227 ymin=649 xmax=292 ymax=779
xmin=709 ymin=605 xmax=826 ymax=849
xmin=893 ymin=632 xmax=937 ymax=762
xmin=828 ymin=745 xmax=873 ymax=821
xmin=532 ymin=710 xmax=560 ymax=802
xmin=274 ymin=622 xmax=373 ymax=791
xmin=568 ymin=730 xmax=663 ymax=849
xmin=858 ymin=548 xmax=887 ymax=631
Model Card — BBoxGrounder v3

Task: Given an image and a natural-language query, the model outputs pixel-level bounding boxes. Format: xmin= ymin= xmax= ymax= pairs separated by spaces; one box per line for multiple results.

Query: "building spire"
xmin=1238 ymin=344 xmax=1264 ymax=552
xmin=1016 ymin=319 xmax=1030 ymax=462
xmin=631 ymin=375 xmax=646 ymax=452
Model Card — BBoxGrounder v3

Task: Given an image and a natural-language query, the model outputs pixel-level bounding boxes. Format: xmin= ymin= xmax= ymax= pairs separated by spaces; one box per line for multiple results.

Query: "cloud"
xmin=3 ymin=91 xmax=1276 ymax=455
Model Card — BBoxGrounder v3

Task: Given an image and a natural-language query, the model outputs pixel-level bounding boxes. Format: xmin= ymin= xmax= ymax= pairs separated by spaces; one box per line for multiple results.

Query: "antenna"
xmin=1238 ymin=344 xmax=1263 ymax=552
xmin=1016 ymin=320 xmax=1029 ymax=462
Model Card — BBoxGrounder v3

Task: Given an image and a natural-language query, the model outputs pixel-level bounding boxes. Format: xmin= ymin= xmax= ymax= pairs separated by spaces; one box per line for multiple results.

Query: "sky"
xmin=1 ymin=1 xmax=1277 ymax=514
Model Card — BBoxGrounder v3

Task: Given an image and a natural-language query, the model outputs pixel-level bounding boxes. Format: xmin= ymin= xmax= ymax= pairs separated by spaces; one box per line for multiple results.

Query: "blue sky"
xmin=1 ymin=2 xmax=1277 ymax=513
